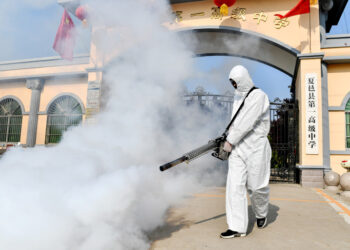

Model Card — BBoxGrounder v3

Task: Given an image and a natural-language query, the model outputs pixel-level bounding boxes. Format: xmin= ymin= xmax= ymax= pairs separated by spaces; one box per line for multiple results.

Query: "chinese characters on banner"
xmin=305 ymin=73 xmax=318 ymax=154
xmin=172 ymin=7 xmax=290 ymax=29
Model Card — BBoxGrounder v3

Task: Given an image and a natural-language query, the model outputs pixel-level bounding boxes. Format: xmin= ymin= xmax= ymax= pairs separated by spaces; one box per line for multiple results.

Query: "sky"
xmin=328 ymin=1 xmax=350 ymax=34
xmin=186 ymin=56 xmax=292 ymax=102
xmin=1 ymin=1 xmax=350 ymax=102
xmin=0 ymin=0 xmax=89 ymax=61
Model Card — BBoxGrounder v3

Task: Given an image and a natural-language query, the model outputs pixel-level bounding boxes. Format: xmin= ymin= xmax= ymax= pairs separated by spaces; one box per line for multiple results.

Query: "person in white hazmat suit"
xmin=220 ymin=65 xmax=271 ymax=239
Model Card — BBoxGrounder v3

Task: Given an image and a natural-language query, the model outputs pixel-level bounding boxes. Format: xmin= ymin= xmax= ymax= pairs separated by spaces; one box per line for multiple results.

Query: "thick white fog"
xmin=0 ymin=0 xmax=227 ymax=249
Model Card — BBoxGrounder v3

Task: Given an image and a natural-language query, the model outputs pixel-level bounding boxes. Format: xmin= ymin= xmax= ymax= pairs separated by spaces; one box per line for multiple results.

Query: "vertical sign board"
xmin=86 ymin=80 xmax=101 ymax=118
xmin=305 ymin=73 xmax=319 ymax=154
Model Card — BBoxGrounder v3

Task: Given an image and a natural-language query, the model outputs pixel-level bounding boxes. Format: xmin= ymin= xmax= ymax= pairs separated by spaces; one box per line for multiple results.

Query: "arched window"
xmin=0 ymin=98 xmax=23 ymax=143
xmin=45 ymin=95 xmax=83 ymax=144
xmin=346 ymin=100 xmax=350 ymax=148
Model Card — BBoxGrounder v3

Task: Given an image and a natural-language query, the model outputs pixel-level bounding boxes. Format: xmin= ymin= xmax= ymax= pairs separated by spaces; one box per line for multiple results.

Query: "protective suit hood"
xmin=229 ymin=65 xmax=254 ymax=93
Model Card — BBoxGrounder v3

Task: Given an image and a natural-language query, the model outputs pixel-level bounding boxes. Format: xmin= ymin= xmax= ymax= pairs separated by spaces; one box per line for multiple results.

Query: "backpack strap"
xmin=224 ymin=87 xmax=258 ymax=134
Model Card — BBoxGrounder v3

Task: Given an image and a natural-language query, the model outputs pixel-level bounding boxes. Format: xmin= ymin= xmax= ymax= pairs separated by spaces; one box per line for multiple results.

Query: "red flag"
xmin=53 ymin=9 xmax=75 ymax=60
xmin=275 ymin=0 xmax=310 ymax=19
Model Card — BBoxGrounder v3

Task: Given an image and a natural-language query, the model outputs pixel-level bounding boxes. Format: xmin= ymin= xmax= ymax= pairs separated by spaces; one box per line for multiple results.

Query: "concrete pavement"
xmin=150 ymin=184 xmax=350 ymax=250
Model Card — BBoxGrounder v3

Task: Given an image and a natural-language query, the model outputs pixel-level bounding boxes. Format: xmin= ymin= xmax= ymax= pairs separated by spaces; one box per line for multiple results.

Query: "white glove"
xmin=223 ymin=141 xmax=233 ymax=152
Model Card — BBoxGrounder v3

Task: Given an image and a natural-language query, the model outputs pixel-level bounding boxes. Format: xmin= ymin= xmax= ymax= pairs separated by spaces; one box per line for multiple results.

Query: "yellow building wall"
xmin=39 ymin=76 xmax=88 ymax=112
xmin=331 ymin=155 xmax=348 ymax=175
xmin=322 ymin=47 xmax=350 ymax=57
xmin=0 ymin=81 xmax=31 ymax=146
xmin=328 ymin=64 xmax=350 ymax=107
xmin=20 ymin=115 xmax=29 ymax=145
xmin=0 ymin=81 xmax=31 ymax=112
xmin=35 ymin=76 xmax=88 ymax=145
xmin=329 ymin=111 xmax=346 ymax=151
xmin=169 ymin=0 xmax=320 ymax=53
xmin=36 ymin=115 xmax=48 ymax=145
xmin=327 ymin=63 xmax=350 ymax=174
xmin=0 ymin=76 xmax=88 ymax=146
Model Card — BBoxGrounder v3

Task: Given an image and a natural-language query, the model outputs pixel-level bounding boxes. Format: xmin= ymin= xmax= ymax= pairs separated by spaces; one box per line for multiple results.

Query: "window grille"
xmin=0 ymin=98 xmax=23 ymax=144
xmin=346 ymin=100 xmax=350 ymax=148
xmin=45 ymin=96 xmax=83 ymax=144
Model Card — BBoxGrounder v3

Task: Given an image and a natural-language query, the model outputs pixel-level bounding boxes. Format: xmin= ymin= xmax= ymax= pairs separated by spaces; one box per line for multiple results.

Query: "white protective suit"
xmin=225 ymin=65 xmax=271 ymax=233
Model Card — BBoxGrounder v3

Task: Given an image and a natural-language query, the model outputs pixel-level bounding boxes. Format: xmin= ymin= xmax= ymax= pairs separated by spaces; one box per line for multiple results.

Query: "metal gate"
xmin=184 ymin=88 xmax=299 ymax=183
xmin=269 ymin=101 xmax=299 ymax=183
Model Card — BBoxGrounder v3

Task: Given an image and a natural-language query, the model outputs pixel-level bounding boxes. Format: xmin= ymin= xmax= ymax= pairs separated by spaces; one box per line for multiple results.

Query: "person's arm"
xmin=226 ymin=92 xmax=269 ymax=146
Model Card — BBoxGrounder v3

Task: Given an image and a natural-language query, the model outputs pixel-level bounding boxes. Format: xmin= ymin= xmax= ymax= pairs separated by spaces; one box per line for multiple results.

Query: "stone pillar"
xmin=85 ymin=69 xmax=103 ymax=123
xmin=26 ymin=78 xmax=44 ymax=147
xmin=86 ymin=80 xmax=101 ymax=117
xmin=296 ymin=53 xmax=325 ymax=187
xmin=321 ymin=63 xmax=331 ymax=171
xmin=84 ymin=25 xmax=107 ymax=123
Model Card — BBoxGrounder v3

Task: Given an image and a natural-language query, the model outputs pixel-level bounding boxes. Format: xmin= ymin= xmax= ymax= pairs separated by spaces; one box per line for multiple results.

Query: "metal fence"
xmin=184 ymin=87 xmax=234 ymax=118
xmin=269 ymin=101 xmax=299 ymax=183
xmin=45 ymin=95 xmax=83 ymax=144
xmin=45 ymin=114 xmax=82 ymax=144
xmin=0 ymin=115 xmax=22 ymax=143
xmin=184 ymin=94 xmax=233 ymax=115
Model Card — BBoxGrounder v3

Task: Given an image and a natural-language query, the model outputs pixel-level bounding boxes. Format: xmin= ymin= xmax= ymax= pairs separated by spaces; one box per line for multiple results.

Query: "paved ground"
xmin=150 ymin=184 xmax=350 ymax=250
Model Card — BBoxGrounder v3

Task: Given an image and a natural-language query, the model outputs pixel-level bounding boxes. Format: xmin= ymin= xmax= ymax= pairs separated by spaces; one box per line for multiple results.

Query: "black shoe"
xmin=257 ymin=217 xmax=267 ymax=229
xmin=220 ymin=229 xmax=246 ymax=239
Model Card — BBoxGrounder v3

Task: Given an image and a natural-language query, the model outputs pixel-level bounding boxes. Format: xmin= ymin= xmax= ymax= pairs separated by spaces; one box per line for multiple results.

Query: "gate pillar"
xmin=85 ymin=27 xmax=105 ymax=124
xmin=296 ymin=53 xmax=326 ymax=188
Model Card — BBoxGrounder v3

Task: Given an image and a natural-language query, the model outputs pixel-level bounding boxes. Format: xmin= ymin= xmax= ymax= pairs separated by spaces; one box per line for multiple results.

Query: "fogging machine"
xmin=159 ymin=87 xmax=257 ymax=172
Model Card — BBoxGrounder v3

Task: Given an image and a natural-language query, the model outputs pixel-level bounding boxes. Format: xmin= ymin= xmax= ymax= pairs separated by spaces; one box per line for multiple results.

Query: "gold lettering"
xmin=211 ymin=7 xmax=222 ymax=20
xmin=231 ymin=7 xmax=246 ymax=21
xmin=191 ymin=12 xmax=205 ymax=17
xmin=253 ymin=12 xmax=268 ymax=24
xmin=274 ymin=17 xmax=289 ymax=29
xmin=173 ymin=11 xmax=183 ymax=23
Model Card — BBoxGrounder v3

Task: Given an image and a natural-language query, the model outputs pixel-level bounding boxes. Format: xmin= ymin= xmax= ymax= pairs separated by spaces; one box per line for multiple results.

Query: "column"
xmin=296 ymin=53 xmax=325 ymax=188
xmin=26 ymin=78 xmax=44 ymax=147
xmin=321 ymin=62 xmax=331 ymax=171
xmin=85 ymin=25 xmax=106 ymax=122
xmin=85 ymin=70 xmax=103 ymax=123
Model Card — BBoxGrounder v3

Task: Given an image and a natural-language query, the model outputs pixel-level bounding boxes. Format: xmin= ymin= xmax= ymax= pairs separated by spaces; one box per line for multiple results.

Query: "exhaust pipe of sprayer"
xmin=159 ymin=139 xmax=220 ymax=171
xmin=159 ymin=156 xmax=188 ymax=171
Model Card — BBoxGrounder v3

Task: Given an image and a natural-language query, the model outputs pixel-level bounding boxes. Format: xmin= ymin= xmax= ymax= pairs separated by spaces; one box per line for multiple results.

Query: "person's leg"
xmin=225 ymin=153 xmax=248 ymax=233
xmin=247 ymin=140 xmax=271 ymax=222
xmin=249 ymin=186 xmax=270 ymax=219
